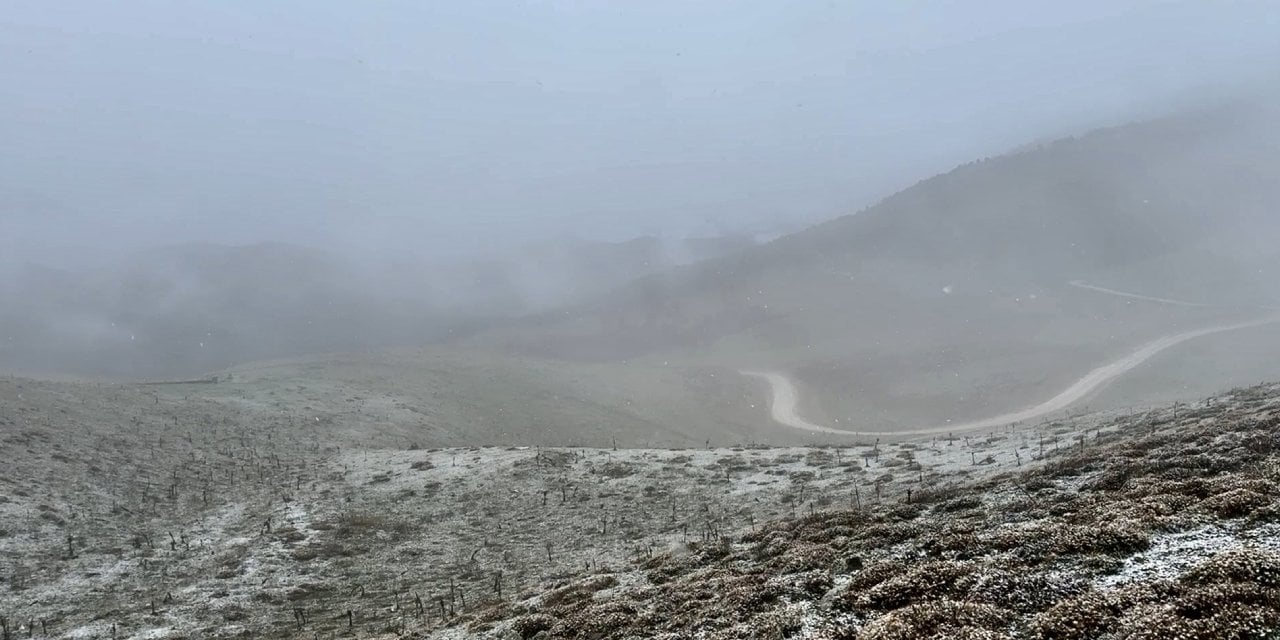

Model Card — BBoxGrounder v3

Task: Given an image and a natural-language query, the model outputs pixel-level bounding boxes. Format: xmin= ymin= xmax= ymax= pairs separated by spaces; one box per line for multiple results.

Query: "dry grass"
xmin=4 ymin=376 xmax=1279 ymax=639
xmin=457 ymin=383 xmax=1280 ymax=640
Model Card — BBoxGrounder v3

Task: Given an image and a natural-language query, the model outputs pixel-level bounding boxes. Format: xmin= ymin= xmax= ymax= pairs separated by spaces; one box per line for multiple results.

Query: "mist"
xmin=2 ymin=1 xmax=1279 ymax=377
xmin=5 ymin=1 xmax=1278 ymax=263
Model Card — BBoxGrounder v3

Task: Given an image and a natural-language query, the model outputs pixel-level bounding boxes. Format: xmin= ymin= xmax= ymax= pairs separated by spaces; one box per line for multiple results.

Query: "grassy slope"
xmin=4 ymin=373 xmax=1278 ymax=639
xmin=200 ymin=348 xmax=788 ymax=448
xmin=453 ymin=383 xmax=1280 ymax=640
xmin=0 ymin=371 xmax=1110 ymax=639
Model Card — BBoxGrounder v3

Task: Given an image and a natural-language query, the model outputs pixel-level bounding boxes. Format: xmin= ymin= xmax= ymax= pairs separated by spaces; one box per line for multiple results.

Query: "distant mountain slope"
xmin=764 ymin=102 xmax=1278 ymax=290
xmin=479 ymin=100 xmax=1280 ymax=429
xmin=594 ymin=100 xmax=1278 ymax=314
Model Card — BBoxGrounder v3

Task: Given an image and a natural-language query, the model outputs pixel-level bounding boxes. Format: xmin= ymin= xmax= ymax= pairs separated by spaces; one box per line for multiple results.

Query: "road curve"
xmin=743 ymin=314 xmax=1280 ymax=437
xmin=739 ymin=371 xmax=848 ymax=434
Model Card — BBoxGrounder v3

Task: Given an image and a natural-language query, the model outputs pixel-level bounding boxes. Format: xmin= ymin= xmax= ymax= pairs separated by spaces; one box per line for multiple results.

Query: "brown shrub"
xmin=1200 ymin=489 xmax=1273 ymax=519
xmin=1182 ymin=548 xmax=1280 ymax=588
xmin=1114 ymin=584 xmax=1280 ymax=640
xmin=511 ymin=613 xmax=555 ymax=639
xmin=860 ymin=560 xmax=979 ymax=611
xmin=541 ymin=574 xmax=620 ymax=608
xmin=858 ymin=600 xmax=1013 ymax=640
xmin=1031 ymin=584 xmax=1166 ymax=640
xmin=769 ymin=541 xmax=837 ymax=574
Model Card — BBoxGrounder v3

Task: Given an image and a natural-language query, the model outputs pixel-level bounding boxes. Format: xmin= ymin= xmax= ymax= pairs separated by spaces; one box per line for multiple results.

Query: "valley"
xmin=4 ymin=95 xmax=1280 ymax=640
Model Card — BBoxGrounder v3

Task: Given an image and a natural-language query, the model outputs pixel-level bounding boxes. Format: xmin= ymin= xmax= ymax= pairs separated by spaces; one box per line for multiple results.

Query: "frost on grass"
xmin=4 ymin=379 xmax=1280 ymax=639
xmin=454 ymin=384 xmax=1280 ymax=639
xmin=1098 ymin=523 xmax=1280 ymax=589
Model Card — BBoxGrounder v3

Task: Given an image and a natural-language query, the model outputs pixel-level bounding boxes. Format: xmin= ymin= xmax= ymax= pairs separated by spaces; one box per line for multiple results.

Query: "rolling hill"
xmin=3 ymin=368 xmax=1276 ymax=638
xmin=474 ymin=100 xmax=1280 ymax=433
xmin=5 ymin=100 xmax=1276 ymax=443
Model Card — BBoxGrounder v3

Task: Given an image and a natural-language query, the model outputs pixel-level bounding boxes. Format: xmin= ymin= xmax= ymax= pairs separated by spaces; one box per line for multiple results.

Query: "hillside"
xmin=2 ymin=373 xmax=1277 ymax=638
xmin=478 ymin=102 xmax=1280 ymax=433
xmin=445 ymin=384 xmax=1280 ymax=640
xmin=200 ymin=347 xmax=778 ymax=448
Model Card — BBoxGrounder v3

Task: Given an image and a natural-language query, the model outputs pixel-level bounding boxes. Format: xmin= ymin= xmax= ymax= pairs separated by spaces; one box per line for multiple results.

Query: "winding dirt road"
xmin=743 ymin=284 xmax=1280 ymax=436
xmin=739 ymin=371 xmax=846 ymax=434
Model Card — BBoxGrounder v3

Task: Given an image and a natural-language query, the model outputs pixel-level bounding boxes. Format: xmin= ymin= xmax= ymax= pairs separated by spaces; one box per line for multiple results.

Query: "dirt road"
xmin=739 ymin=371 xmax=848 ymax=434
xmin=743 ymin=314 xmax=1280 ymax=437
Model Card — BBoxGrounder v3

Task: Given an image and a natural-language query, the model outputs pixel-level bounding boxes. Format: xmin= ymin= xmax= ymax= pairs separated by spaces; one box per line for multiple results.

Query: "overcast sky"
xmin=3 ymin=0 xmax=1278 ymax=267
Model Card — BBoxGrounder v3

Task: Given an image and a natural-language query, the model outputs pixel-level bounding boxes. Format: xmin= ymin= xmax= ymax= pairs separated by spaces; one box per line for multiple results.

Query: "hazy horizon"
xmin=4 ymin=1 xmax=1278 ymax=270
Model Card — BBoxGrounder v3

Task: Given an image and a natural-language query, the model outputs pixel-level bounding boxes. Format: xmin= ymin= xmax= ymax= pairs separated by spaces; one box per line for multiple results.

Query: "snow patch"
xmin=1098 ymin=523 xmax=1280 ymax=588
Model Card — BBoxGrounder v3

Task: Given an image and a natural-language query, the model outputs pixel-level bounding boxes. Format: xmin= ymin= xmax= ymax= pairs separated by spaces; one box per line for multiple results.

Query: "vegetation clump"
xmin=462 ymin=385 xmax=1280 ymax=640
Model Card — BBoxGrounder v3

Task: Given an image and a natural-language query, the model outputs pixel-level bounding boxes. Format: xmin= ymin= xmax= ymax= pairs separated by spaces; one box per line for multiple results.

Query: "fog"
xmin=2 ymin=1 xmax=1279 ymax=376
xmin=5 ymin=1 xmax=1278 ymax=263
